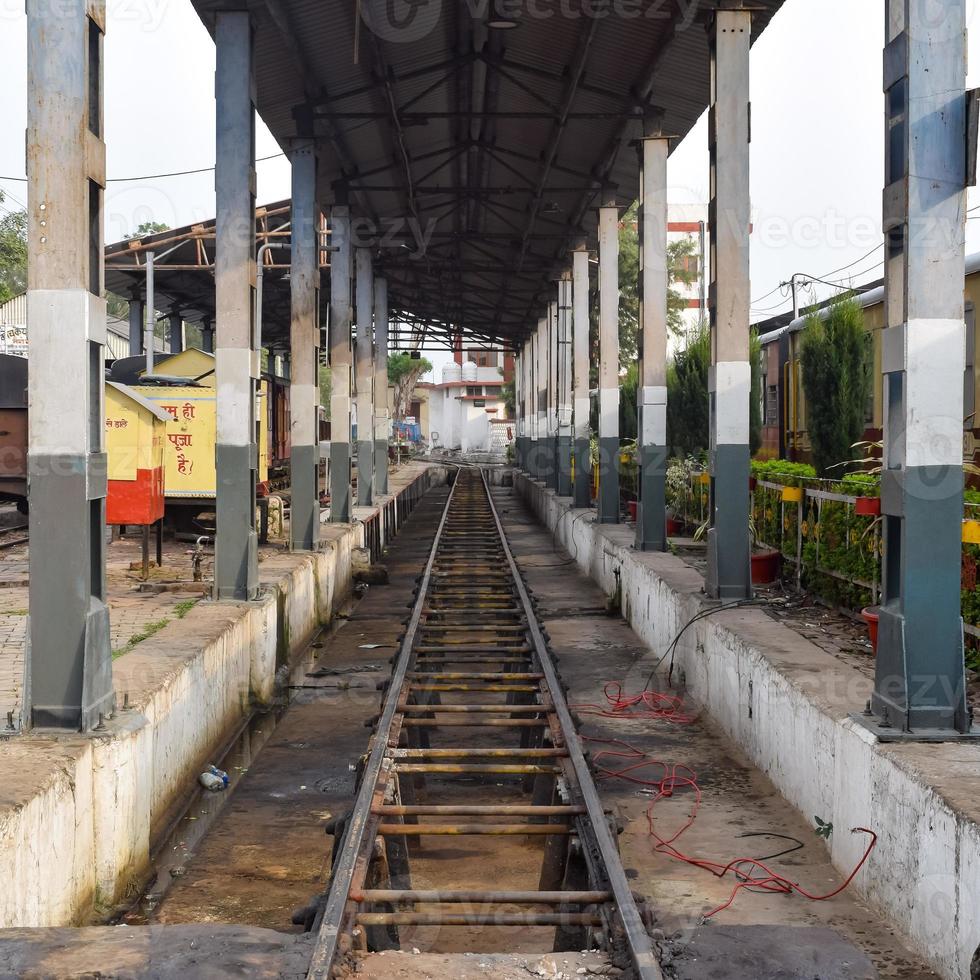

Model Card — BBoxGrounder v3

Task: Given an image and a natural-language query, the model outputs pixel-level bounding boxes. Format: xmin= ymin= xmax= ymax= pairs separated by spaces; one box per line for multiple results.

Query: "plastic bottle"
xmin=208 ymin=764 xmax=230 ymax=787
xmin=199 ymin=770 xmax=225 ymax=791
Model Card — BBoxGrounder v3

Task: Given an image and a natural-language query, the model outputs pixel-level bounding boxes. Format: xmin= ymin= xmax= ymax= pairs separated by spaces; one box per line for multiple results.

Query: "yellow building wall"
xmin=105 ymin=387 xmax=165 ymax=481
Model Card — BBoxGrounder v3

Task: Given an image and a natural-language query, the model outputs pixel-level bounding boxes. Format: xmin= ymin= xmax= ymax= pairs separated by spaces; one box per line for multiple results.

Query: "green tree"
xmin=499 ymin=366 xmax=515 ymax=417
xmin=319 ymin=364 xmax=332 ymax=417
xmin=666 ymin=322 xmax=762 ymax=457
xmin=388 ymin=352 xmax=433 ymax=421
xmin=799 ymin=295 xmax=870 ymax=476
xmin=614 ymin=204 xmax=699 ymax=369
xmin=0 ymin=197 xmax=27 ymax=304
xmin=127 ymin=221 xmax=170 ymax=239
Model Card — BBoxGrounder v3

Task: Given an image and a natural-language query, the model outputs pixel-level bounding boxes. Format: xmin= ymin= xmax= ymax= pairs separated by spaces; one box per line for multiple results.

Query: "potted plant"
xmin=696 ymin=513 xmax=780 ymax=584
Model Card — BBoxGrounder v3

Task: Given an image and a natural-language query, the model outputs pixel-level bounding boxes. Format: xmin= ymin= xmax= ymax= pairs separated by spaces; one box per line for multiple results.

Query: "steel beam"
xmin=328 ymin=205 xmax=353 ymax=522
xmin=705 ymin=9 xmax=752 ymax=599
xmin=355 ymin=247 xmax=374 ymax=506
xmin=866 ymin=0 xmax=972 ymax=737
xmin=201 ymin=318 xmax=214 ymax=353
xmin=26 ymin=0 xmax=114 ymax=729
xmin=167 ymin=313 xmax=183 ymax=354
xmin=597 ymin=196 xmax=620 ymax=524
xmin=572 ymin=247 xmax=592 ymax=509
xmin=213 ymin=10 xmax=258 ymax=601
xmin=557 ymin=270 xmax=573 ymax=498
xmin=373 ymin=277 xmax=390 ymax=497
xmin=289 ymin=142 xmax=320 ymax=551
xmin=636 ymin=130 xmax=669 ymax=552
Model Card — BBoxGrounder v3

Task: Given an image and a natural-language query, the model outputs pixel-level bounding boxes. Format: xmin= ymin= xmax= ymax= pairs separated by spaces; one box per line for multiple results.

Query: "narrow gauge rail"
xmin=307 ymin=468 xmax=662 ymax=979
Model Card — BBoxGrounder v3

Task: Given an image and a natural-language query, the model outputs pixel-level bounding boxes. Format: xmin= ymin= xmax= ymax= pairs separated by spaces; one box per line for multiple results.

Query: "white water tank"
xmin=442 ymin=362 xmax=462 ymax=384
xmin=461 ymin=360 xmax=478 ymax=382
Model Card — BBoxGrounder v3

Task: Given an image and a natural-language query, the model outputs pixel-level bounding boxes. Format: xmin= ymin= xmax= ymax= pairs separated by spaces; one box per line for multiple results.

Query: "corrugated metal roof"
xmin=190 ymin=0 xmax=785 ymax=347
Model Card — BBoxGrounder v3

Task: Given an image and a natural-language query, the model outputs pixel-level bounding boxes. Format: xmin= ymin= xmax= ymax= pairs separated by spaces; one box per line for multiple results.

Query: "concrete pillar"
xmin=201 ymin=318 xmax=214 ymax=353
xmin=543 ymin=297 xmax=558 ymax=489
xmin=213 ymin=9 xmax=258 ymax=601
xmin=25 ymin=0 xmax=114 ymax=729
xmin=328 ymin=204 xmax=353 ymax=522
xmin=128 ymin=298 xmax=143 ymax=356
xmin=705 ymin=8 xmax=752 ymax=599
xmin=572 ymin=246 xmax=592 ymax=508
xmin=289 ymin=142 xmax=319 ymax=551
xmin=557 ymin=271 xmax=573 ymax=498
xmin=355 ymin=247 xmax=374 ymax=506
xmin=373 ymin=277 xmax=389 ymax=496
xmin=636 ymin=127 xmax=670 ymax=551
xmin=869 ymin=0 xmax=971 ymax=735
xmin=167 ymin=313 xmax=183 ymax=354
xmin=535 ymin=316 xmax=547 ymax=482
xmin=522 ymin=339 xmax=532 ymax=472
xmin=597 ymin=192 xmax=620 ymax=524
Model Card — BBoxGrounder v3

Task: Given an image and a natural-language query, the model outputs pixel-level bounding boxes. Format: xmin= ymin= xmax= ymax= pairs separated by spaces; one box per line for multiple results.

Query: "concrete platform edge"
xmin=514 ymin=471 xmax=980 ymax=980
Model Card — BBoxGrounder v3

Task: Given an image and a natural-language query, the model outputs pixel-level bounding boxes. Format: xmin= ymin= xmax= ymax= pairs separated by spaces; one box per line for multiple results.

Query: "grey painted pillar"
xmin=167 ymin=313 xmax=183 ymax=354
xmin=572 ymin=246 xmax=592 ymax=508
xmin=214 ymin=10 xmax=258 ymax=601
xmin=535 ymin=317 xmax=547 ymax=481
xmin=543 ymin=297 xmax=558 ymax=489
xmin=355 ymin=247 xmax=374 ymax=506
xmin=129 ymin=298 xmax=143 ymax=356
xmin=870 ymin=0 xmax=971 ymax=735
xmin=373 ymin=277 xmax=389 ymax=496
xmin=201 ymin=318 xmax=214 ymax=353
xmin=523 ymin=339 xmax=533 ymax=472
xmin=289 ymin=142 xmax=319 ymax=551
xmin=328 ymin=204 xmax=353 ymax=522
xmin=517 ymin=341 xmax=529 ymax=470
xmin=597 ymin=193 xmax=620 ymax=524
xmin=705 ymin=8 xmax=752 ymax=599
xmin=557 ymin=271 xmax=573 ymax=498
xmin=636 ymin=128 xmax=670 ymax=552
xmin=25 ymin=0 xmax=113 ymax=729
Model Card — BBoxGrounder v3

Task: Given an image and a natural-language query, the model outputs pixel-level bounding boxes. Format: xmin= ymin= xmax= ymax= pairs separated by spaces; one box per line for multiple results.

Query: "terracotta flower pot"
xmin=750 ymin=548 xmax=781 ymax=585
xmin=666 ymin=516 xmax=683 ymax=536
xmin=854 ymin=497 xmax=881 ymax=517
xmin=748 ymin=476 xmax=757 ymax=492
xmin=861 ymin=606 xmax=880 ymax=654
xmin=627 ymin=500 xmax=637 ymax=522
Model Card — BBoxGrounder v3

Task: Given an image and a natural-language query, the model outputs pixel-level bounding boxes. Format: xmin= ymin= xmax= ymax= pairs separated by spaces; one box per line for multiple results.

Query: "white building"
xmin=419 ymin=347 xmax=514 ymax=453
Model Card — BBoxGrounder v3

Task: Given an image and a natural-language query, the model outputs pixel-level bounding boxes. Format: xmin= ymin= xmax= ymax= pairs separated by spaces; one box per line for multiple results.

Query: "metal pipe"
xmin=144 ymin=251 xmax=154 ymax=375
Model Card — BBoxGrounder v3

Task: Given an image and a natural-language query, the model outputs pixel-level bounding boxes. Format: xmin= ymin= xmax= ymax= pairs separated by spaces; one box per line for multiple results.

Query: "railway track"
xmin=307 ymin=468 xmax=662 ymax=980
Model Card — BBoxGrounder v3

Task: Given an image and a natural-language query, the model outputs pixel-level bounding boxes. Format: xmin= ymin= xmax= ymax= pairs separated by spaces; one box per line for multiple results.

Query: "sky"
xmin=2 ymin=0 xmax=980 ymax=376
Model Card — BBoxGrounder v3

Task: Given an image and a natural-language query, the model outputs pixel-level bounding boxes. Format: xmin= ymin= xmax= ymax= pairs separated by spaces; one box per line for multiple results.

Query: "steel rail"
xmin=306 ymin=470 xmax=663 ymax=980
xmin=482 ymin=471 xmax=664 ymax=980
xmin=306 ymin=476 xmax=459 ymax=979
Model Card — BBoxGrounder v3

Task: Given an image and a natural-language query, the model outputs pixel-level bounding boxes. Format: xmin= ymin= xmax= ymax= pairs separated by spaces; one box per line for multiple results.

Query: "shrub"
xmin=799 ymin=295 xmax=870 ymax=476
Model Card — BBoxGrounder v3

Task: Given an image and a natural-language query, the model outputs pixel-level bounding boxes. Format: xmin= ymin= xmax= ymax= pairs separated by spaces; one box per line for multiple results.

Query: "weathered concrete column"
xmin=328 ymin=204 xmax=353 ymax=522
xmin=288 ymin=142 xmax=319 ymax=551
xmin=213 ymin=10 xmax=258 ymax=601
xmin=557 ymin=271 xmax=573 ymax=498
xmin=597 ymin=192 xmax=620 ymax=524
xmin=373 ymin=276 xmax=389 ymax=496
xmin=167 ymin=313 xmax=183 ymax=354
xmin=636 ymin=128 xmax=670 ymax=552
xmin=535 ymin=316 xmax=547 ymax=482
xmin=518 ymin=340 xmax=530 ymax=471
xmin=705 ymin=8 xmax=752 ymax=599
xmin=128 ymin=298 xmax=143 ymax=356
xmin=201 ymin=318 xmax=214 ymax=353
xmin=868 ymin=0 xmax=971 ymax=736
xmin=543 ymin=297 xmax=558 ymax=489
xmin=572 ymin=246 xmax=592 ymax=508
xmin=355 ymin=247 xmax=374 ymax=505
xmin=25 ymin=0 xmax=114 ymax=729
xmin=513 ymin=345 xmax=523 ymax=468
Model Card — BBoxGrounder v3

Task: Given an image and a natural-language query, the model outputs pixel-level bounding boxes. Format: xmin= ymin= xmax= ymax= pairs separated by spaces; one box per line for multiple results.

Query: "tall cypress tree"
xmin=799 ymin=295 xmax=870 ymax=476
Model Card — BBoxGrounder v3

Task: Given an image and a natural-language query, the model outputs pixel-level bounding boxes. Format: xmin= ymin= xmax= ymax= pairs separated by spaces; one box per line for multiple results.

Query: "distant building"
xmin=417 ymin=345 xmax=514 ymax=452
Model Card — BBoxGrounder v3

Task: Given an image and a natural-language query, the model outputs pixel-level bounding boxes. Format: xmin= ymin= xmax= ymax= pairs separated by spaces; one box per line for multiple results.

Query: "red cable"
xmin=580 ymin=689 xmax=878 ymax=918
